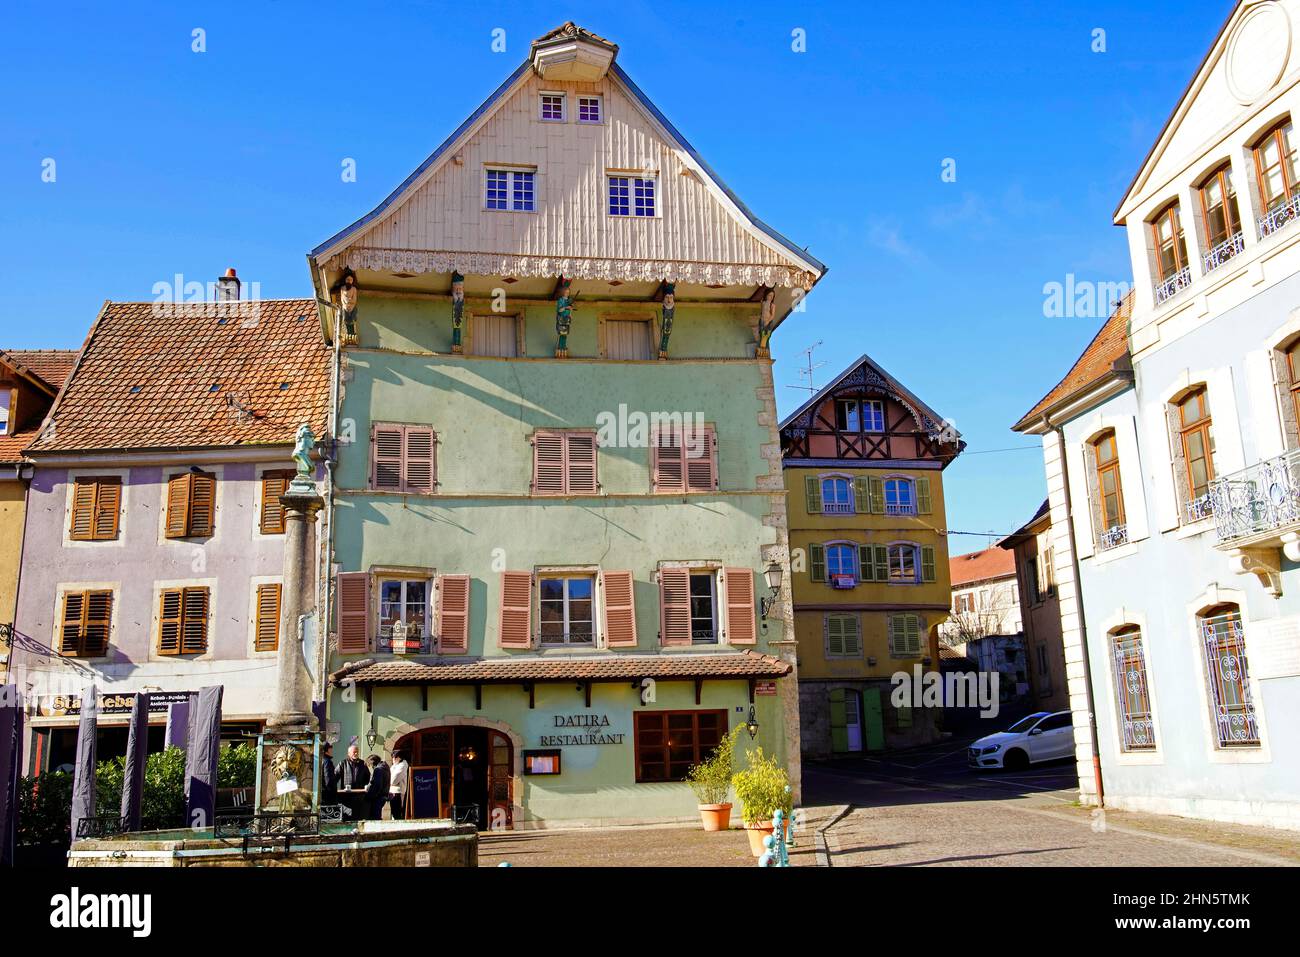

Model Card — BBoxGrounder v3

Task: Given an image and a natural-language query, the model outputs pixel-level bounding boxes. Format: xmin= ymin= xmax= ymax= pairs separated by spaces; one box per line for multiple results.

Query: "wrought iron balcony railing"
xmin=1098 ymin=523 xmax=1129 ymax=551
xmin=1258 ymin=194 xmax=1300 ymax=240
xmin=1202 ymin=231 xmax=1245 ymax=273
xmin=1154 ymin=265 xmax=1192 ymax=305
xmin=1187 ymin=492 xmax=1215 ymax=525
xmin=1209 ymin=448 xmax=1300 ymax=544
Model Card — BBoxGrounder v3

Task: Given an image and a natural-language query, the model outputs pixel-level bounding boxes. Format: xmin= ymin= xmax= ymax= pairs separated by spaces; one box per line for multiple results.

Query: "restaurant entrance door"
xmin=397 ymin=725 xmax=513 ymax=830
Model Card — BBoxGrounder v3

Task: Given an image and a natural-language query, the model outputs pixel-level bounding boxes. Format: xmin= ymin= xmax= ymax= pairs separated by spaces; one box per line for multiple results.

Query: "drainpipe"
xmin=319 ymin=289 xmax=342 ymax=724
xmin=1045 ymin=415 xmax=1105 ymax=809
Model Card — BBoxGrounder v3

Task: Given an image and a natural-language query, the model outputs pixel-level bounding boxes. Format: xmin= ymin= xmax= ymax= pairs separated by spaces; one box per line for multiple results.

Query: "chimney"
xmin=216 ymin=267 xmax=241 ymax=302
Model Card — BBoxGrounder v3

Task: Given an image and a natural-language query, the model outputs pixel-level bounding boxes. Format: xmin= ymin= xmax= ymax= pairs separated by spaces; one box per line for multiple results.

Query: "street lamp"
xmin=759 ymin=562 xmax=783 ymax=622
xmin=746 ymin=705 xmax=760 ymax=740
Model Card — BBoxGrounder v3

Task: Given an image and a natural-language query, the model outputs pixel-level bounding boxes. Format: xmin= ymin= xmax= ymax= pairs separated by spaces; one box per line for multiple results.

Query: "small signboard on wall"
xmin=754 ymin=681 xmax=777 ymax=696
xmin=523 ymin=749 xmax=562 ymax=775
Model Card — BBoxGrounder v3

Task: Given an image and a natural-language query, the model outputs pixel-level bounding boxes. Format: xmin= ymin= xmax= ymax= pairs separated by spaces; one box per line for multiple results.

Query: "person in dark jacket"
xmin=320 ymin=741 xmax=339 ymax=805
xmin=365 ymin=755 xmax=391 ymax=820
xmin=338 ymin=743 xmax=370 ymax=791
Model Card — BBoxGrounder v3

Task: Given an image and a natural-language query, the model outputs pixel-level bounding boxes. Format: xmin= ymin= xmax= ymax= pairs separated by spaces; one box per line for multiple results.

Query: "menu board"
xmin=408 ymin=766 xmax=442 ymax=819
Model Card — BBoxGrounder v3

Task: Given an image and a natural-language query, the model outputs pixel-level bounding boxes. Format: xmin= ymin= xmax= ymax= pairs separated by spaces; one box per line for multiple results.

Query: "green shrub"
xmin=731 ymin=746 xmax=793 ymax=826
xmin=685 ymin=724 xmax=743 ymax=805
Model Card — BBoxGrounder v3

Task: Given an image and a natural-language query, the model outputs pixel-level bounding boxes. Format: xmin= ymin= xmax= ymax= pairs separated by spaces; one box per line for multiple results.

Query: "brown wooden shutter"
xmin=69 ymin=482 xmax=97 ymax=540
xmin=158 ymin=589 xmax=183 ymax=655
xmin=652 ymin=430 xmax=684 ymax=493
xmin=601 ymin=570 xmax=638 ymax=648
xmin=336 ymin=572 xmax=371 ymax=653
xmin=658 ymin=567 xmax=692 ymax=646
xmin=165 ymin=474 xmax=191 ymax=539
xmin=83 ymin=591 xmax=112 ymax=657
xmin=188 ymin=474 xmax=216 ymax=537
xmin=255 ymin=583 xmax=282 ymax=652
xmin=498 ymin=571 xmax=533 ymax=648
xmin=724 ymin=566 xmax=756 ymax=645
xmin=92 ymin=479 xmax=121 ymax=540
xmin=60 ymin=593 xmax=85 ymax=655
xmin=181 ymin=588 xmax=209 ymax=654
xmin=565 ymin=432 xmax=598 ymax=493
xmin=533 ymin=431 xmax=565 ymax=494
xmin=684 ymin=426 xmax=717 ymax=492
xmin=372 ymin=425 xmax=404 ymax=491
xmin=437 ymin=574 xmax=470 ymax=653
xmin=404 ymin=427 xmax=436 ymax=494
xmin=260 ymin=471 xmax=291 ymax=534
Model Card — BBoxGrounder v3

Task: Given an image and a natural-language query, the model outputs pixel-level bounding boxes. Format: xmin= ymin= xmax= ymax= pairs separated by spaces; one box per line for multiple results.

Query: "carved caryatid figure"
xmin=333 ymin=269 xmax=360 ymax=343
xmin=451 ymin=271 xmax=465 ymax=352
xmin=658 ymin=282 xmax=675 ymax=358
xmin=555 ymin=276 xmax=573 ymax=356
xmin=757 ymin=288 xmax=777 ymax=354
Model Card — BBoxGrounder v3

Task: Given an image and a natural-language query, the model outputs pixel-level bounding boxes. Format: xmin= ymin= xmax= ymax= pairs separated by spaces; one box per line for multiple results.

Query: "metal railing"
xmin=1154 ymin=265 xmax=1192 ymax=305
xmin=1098 ymin=523 xmax=1129 ymax=551
xmin=1258 ymin=193 xmax=1300 ymax=239
xmin=1186 ymin=492 xmax=1215 ymax=525
xmin=1202 ymin=231 xmax=1245 ymax=273
xmin=1209 ymin=448 xmax=1300 ymax=543
xmin=214 ymin=809 xmax=322 ymax=838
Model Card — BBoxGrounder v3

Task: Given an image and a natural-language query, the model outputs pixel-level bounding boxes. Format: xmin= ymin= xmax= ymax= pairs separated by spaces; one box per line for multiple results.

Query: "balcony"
xmin=1257 ymin=194 xmax=1300 ymax=240
xmin=1201 ymin=231 xmax=1244 ymax=274
xmin=1098 ymin=523 xmax=1129 ymax=551
xmin=1153 ymin=265 xmax=1192 ymax=305
xmin=1208 ymin=449 xmax=1300 ymax=595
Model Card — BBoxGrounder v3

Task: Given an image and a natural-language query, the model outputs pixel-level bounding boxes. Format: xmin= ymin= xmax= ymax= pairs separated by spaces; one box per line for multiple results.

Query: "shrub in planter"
xmin=685 ymin=725 xmax=744 ymax=830
xmin=731 ymin=746 xmax=793 ymax=856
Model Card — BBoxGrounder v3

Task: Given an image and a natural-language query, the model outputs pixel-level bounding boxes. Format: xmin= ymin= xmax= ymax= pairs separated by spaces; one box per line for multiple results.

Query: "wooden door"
xmin=487 ymin=731 xmax=513 ymax=830
xmin=862 ymin=687 xmax=885 ymax=752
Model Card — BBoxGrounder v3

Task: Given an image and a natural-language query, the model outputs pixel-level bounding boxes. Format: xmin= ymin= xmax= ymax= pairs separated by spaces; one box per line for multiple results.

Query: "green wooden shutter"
xmin=872 ymin=544 xmax=888 ymax=583
xmin=916 ymin=477 xmax=933 ymax=514
xmin=853 ymin=476 xmax=869 ymax=514
xmin=809 ymin=543 xmax=826 ymax=582
xmin=868 ymin=475 xmax=884 ymax=514
xmin=843 ymin=614 xmax=861 ymax=655
xmin=805 ymin=475 xmax=822 ymax=514
xmin=862 ymin=688 xmax=885 ymax=751
xmin=856 ymin=544 xmax=871 ymax=583
xmin=826 ymin=615 xmax=844 ymax=655
xmin=921 ymin=545 xmax=936 ymax=582
xmin=829 ymin=688 xmax=848 ymax=754
xmin=886 ymin=614 xmax=897 ymax=655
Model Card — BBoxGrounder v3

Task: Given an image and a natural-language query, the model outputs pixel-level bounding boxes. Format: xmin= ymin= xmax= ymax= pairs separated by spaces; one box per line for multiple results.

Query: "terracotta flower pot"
xmin=745 ymin=821 xmax=775 ymax=857
xmin=698 ymin=803 xmax=732 ymax=831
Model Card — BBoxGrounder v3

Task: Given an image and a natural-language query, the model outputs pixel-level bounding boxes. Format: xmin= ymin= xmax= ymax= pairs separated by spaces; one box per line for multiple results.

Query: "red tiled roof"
xmin=330 ymin=651 xmax=791 ymax=686
xmin=949 ymin=546 xmax=1017 ymax=587
xmin=0 ymin=348 xmax=79 ymax=465
xmin=1014 ymin=291 xmax=1133 ymax=430
xmin=27 ymin=299 xmax=329 ymax=454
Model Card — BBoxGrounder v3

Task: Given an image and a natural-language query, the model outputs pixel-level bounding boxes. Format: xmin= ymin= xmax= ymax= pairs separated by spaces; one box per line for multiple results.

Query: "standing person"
xmin=338 ymin=743 xmax=370 ymax=791
xmin=365 ymin=755 xmax=391 ymax=821
xmin=389 ymin=750 xmax=410 ymax=820
xmin=320 ymin=741 xmax=339 ymax=806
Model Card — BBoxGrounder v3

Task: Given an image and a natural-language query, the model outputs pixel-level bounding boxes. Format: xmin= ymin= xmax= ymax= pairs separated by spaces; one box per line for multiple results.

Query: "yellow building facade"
xmin=780 ymin=356 xmax=962 ymax=757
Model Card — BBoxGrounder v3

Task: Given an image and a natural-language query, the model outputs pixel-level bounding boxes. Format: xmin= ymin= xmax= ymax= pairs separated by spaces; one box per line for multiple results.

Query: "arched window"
xmin=1091 ymin=430 xmax=1126 ymax=535
xmin=1149 ymin=201 xmax=1189 ymax=302
xmin=1198 ymin=163 xmax=1243 ymax=270
xmin=883 ymin=477 xmax=915 ymax=515
xmin=1177 ymin=387 xmax=1215 ymax=503
xmin=821 ymin=476 xmax=853 ymax=514
xmin=1281 ymin=338 xmax=1300 ymax=448
xmin=1198 ymin=604 xmax=1260 ymax=748
xmin=887 ymin=543 xmax=918 ymax=582
xmin=1253 ymin=119 xmax=1299 ymax=220
xmin=1108 ymin=626 xmax=1155 ymax=752
xmin=825 ymin=544 xmax=857 ymax=580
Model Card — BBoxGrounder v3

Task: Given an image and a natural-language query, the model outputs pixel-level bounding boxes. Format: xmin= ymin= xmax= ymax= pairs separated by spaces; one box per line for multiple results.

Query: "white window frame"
xmin=825 ymin=542 xmax=858 ymax=580
xmin=607 ymin=173 xmax=657 ymax=218
xmin=821 ymin=475 xmax=853 ymax=514
xmin=887 ymin=542 xmax=920 ymax=583
xmin=485 ymin=166 xmax=537 ymax=213
xmin=862 ymin=399 xmax=886 ymax=432
xmin=577 ymin=94 xmax=603 ymax=124
xmin=538 ymin=573 xmax=597 ymax=646
xmin=688 ymin=569 xmax=719 ymax=644
xmin=377 ymin=576 xmax=432 ymax=652
xmin=539 ymin=91 xmax=567 ymax=122
xmin=883 ymin=476 xmax=915 ymax=515
xmin=0 ymin=388 xmax=10 ymax=435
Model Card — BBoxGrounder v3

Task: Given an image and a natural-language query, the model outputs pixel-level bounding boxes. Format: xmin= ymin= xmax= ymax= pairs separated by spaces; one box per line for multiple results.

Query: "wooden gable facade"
xmin=780 ymin=356 xmax=963 ymax=466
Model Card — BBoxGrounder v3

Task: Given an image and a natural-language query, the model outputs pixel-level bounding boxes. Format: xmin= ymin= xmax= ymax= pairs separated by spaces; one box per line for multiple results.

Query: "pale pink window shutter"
xmin=565 ymin=432 xmax=598 ymax=493
xmin=685 ymin=425 xmax=717 ymax=492
xmin=372 ymin=425 xmax=405 ymax=491
xmin=498 ymin=571 xmax=534 ymax=648
xmin=601 ymin=570 xmax=638 ymax=648
xmin=533 ymin=431 xmax=565 ymax=494
xmin=658 ymin=568 xmax=692 ymax=646
xmin=336 ymin=572 xmax=371 ymax=653
xmin=653 ymin=430 xmax=684 ymax=493
xmin=724 ymin=566 xmax=757 ymax=644
xmin=403 ymin=427 xmax=436 ymax=493
xmin=437 ymin=573 xmax=470 ymax=653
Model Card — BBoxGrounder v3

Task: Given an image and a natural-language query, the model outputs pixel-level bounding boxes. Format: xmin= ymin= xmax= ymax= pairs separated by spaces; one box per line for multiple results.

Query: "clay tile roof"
xmin=330 ymin=650 xmax=791 ymax=686
xmin=27 ymin=299 xmax=329 ymax=455
xmin=1014 ymin=290 xmax=1134 ymax=430
xmin=532 ymin=21 xmax=617 ymax=50
xmin=0 ymin=349 xmax=79 ymax=390
xmin=949 ymin=546 xmax=1017 ymax=587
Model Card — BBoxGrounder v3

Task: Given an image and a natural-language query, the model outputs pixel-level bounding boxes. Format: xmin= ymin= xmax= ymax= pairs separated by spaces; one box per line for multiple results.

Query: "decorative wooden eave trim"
xmin=25 ymin=444 xmax=296 ymax=469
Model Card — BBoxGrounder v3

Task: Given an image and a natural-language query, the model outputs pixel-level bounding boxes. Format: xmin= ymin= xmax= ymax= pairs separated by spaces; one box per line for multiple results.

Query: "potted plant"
xmin=731 ymin=746 xmax=793 ymax=856
xmin=685 ymin=725 xmax=742 ymax=831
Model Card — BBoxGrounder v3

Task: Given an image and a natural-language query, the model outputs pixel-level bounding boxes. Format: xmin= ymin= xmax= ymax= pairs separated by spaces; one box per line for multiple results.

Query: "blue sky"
xmin=0 ymin=0 xmax=1235 ymax=548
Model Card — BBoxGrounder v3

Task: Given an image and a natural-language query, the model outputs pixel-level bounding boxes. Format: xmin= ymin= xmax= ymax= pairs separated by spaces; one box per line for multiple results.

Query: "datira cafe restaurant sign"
xmin=538 ymin=713 xmax=626 ymax=746
xmin=35 ymin=690 xmax=193 ymax=718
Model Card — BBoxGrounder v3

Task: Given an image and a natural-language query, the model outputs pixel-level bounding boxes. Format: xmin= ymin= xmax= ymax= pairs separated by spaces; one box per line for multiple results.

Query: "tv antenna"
xmin=786 ymin=340 xmax=826 ymax=395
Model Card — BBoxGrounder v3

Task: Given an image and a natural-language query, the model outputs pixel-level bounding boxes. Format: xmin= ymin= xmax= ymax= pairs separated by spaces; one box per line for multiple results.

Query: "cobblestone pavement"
xmin=479 ymin=822 xmax=818 ymax=867
xmin=806 ymin=757 xmax=1300 ymax=867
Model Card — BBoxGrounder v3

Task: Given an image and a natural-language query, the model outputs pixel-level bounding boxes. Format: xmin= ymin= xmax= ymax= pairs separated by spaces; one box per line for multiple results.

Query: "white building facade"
xmin=1016 ymin=0 xmax=1300 ymax=830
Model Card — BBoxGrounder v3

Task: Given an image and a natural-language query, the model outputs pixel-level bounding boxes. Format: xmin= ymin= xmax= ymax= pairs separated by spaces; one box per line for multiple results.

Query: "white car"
xmin=967 ymin=711 xmax=1075 ymax=770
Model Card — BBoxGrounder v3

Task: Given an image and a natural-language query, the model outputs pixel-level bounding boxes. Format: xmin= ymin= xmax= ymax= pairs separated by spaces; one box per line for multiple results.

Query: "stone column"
xmin=266 ymin=486 xmax=323 ymax=732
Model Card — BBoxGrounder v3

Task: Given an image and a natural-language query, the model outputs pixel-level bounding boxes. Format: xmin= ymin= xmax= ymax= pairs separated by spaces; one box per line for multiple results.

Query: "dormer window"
xmin=0 ymin=389 xmax=9 ymax=435
xmin=1149 ymin=201 xmax=1190 ymax=304
xmin=1198 ymin=164 xmax=1243 ymax=271
xmin=485 ymin=167 xmax=535 ymax=212
xmin=835 ymin=398 xmax=884 ymax=433
xmin=1254 ymin=119 xmax=1300 ymax=236
xmin=609 ymin=175 xmax=655 ymax=217
xmin=578 ymin=95 xmax=602 ymax=123
xmin=540 ymin=92 xmax=566 ymax=122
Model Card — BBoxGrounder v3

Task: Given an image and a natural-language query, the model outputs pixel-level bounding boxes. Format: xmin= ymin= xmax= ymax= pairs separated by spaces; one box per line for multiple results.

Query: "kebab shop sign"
xmin=539 ymin=713 xmax=626 ymax=746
